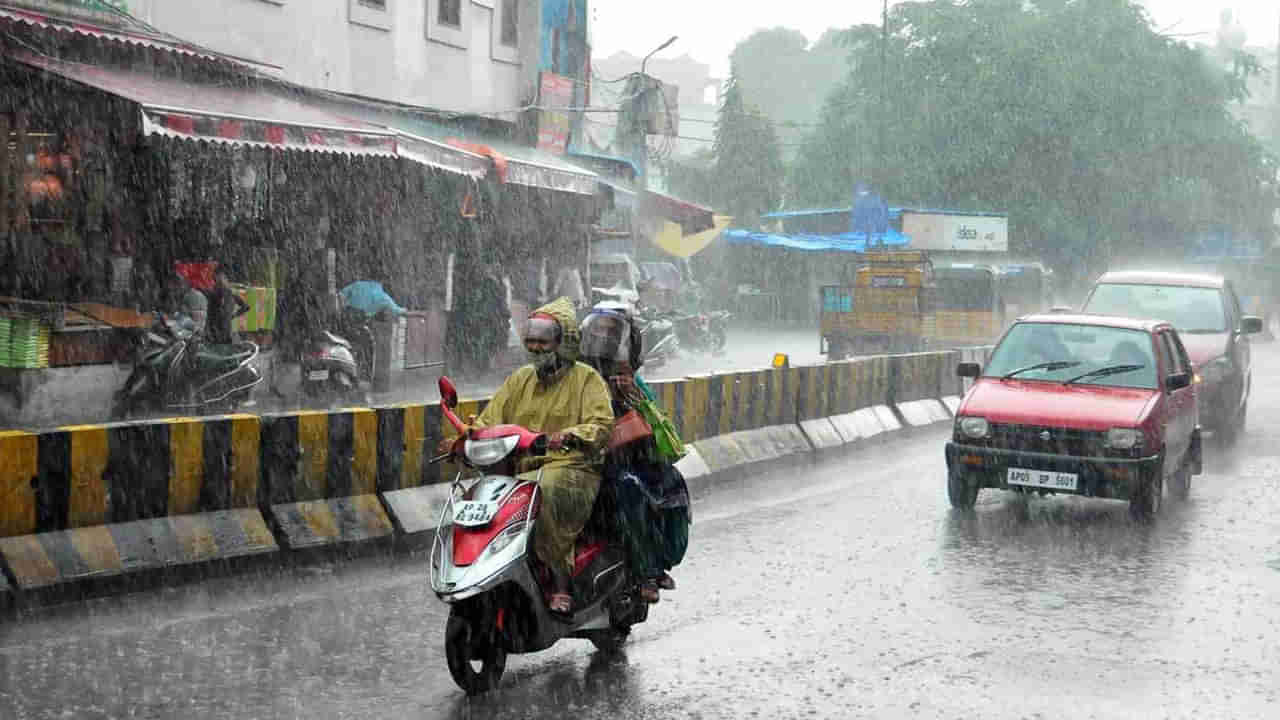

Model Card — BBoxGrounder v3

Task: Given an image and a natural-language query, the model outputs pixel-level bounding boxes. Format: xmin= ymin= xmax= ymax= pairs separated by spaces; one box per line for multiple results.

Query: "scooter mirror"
xmin=438 ymin=376 xmax=459 ymax=409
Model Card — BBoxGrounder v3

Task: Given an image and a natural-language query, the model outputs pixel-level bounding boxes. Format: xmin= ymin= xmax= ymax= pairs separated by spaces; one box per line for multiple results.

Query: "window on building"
xmin=438 ymin=0 xmax=461 ymax=28
xmin=500 ymin=0 xmax=518 ymax=47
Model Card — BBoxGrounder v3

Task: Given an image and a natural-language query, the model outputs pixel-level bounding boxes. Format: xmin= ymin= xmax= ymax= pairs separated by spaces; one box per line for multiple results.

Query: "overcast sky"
xmin=591 ymin=1 xmax=1279 ymax=78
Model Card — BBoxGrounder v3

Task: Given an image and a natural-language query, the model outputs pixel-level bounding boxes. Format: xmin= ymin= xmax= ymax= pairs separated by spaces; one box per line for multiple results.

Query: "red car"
xmin=1082 ymin=271 xmax=1262 ymax=445
xmin=946 ymin=313 xmax=1202 ymax=517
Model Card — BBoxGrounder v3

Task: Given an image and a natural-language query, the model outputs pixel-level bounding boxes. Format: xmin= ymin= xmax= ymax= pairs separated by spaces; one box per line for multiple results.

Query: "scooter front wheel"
xmin=585 ymin=625 xmax=631 ymax=655
xmin=445 ymin=612 xmax=507 ymax=695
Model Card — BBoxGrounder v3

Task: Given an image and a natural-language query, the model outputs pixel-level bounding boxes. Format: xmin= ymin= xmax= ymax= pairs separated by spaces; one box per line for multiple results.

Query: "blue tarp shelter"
xmin=722 ymin=228 xmax=912 ymax=253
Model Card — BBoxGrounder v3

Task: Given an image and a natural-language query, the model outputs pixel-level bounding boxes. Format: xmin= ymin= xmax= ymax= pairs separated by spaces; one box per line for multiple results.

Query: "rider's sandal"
xmin=656 ymin=573 xmax=676 ymax=591
xmin=548 ymin=593 xmax=574 ymax=622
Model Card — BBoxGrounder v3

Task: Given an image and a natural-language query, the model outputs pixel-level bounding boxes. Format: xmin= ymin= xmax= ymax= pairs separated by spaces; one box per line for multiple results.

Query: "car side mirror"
xmin=957 ymin=362 xmax=982 ymax=378
xmin=438 ymin=376 xmax=459 ymax=409
xmin=1240 ymin=316 xmax=1263 ymax=335
xmin=1166 ymin=372 xmax=1192 ymax=391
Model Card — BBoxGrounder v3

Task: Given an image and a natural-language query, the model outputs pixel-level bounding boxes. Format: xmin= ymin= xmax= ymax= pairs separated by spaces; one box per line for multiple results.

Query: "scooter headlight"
xmin=464 ymin=435 xmax=520 ymax=466
xmin=482 ymin=521 xmax=527 ymax=562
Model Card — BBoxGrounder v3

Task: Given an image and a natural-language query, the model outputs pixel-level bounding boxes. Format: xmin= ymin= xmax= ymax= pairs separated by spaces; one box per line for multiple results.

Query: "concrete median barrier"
xmin=259 ymin=409 xmax=391 ymax=549
xmin=0 ymin=345 xmax=970 ymax=599
xmin=0 ymin=417 xmax=277 ymax=591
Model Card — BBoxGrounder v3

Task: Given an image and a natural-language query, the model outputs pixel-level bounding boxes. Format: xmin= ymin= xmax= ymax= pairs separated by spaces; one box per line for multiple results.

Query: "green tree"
xmin=713 ymin=67 xmax=784 ymax=225
xmin=790 ymin=0 xmax=1278 ymax=290
xmin=658 ymin=147 xmax=716 ymax=209
xmin=729 ymin=27 xmax=849 ymax=153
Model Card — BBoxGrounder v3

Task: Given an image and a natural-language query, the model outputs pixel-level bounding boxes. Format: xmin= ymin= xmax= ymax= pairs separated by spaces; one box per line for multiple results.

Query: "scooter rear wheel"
xmin=445 ymin=612 xmax=507 ymax=695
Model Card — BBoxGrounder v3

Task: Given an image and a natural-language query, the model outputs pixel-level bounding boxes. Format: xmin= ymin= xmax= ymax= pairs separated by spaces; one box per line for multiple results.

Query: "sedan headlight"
xmin=464 ymin=435 xmax=520 ymax=466
xmin=1198 ymin=358 xmax=1231 ymax=386
xmin=958 ymin=416 xmax=990 ymax=439
xmin=1104 ymin=428 xmax=1141 ymax=450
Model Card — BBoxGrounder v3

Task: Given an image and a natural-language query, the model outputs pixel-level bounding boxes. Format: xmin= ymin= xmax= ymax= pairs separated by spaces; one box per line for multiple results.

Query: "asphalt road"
xmin=2 ymin=345 xmax=1278 ymax=719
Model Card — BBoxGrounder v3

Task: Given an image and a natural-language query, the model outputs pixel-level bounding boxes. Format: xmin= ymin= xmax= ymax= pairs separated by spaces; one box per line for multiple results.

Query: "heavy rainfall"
xmin=0 ymin=0 xmax=1277 ymax=718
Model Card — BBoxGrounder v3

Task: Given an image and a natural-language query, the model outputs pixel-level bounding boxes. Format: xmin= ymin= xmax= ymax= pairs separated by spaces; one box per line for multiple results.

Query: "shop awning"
xmin=11 ymin=51 xmax=398 ymax=156
xmin=0 ymin=7 xmax=230 ymax=64
xmin=466 ymin=137 xmax=598 ymax=196
xmin=652 ymin=216 xmax=732 ymax=258
xmin=641 ymin=190 xmax=715 ymax=234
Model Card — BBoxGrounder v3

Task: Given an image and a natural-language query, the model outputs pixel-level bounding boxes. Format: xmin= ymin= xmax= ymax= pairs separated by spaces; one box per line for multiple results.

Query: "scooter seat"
xmin=322 ymin=331 xmax=353 ymax=348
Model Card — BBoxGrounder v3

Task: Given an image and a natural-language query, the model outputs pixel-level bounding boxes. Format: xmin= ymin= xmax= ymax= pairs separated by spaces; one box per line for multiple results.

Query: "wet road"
xmin=2 ymin=347 xmax=1279 ymax=719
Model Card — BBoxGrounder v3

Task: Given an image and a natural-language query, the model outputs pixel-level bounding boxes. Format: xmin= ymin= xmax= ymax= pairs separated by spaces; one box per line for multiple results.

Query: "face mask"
xmin=529 ymin=349 xmax=559 ymax=374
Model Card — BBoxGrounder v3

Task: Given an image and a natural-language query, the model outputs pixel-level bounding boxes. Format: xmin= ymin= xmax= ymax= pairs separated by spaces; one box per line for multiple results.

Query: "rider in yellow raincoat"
xmin=471 ymin=297 xmax=614 ymax=616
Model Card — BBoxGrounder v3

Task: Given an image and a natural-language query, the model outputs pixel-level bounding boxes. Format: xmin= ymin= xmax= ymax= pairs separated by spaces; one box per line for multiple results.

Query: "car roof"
xmin=1016 ymin=313 xmax=1168 ymax=333
xmin=1094 ymin=271 xmax=1225 ymax=289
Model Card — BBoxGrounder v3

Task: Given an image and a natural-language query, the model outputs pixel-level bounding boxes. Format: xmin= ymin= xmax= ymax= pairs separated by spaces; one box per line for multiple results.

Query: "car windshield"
xmin=1084 ymin=283 xmax=1226 ymax=333
xmin=984 ymin=322 xmax=1158 ymax=389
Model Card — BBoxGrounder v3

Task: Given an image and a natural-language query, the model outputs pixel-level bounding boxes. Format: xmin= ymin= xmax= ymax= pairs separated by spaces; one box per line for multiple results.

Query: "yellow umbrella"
xmin=651 ymin=215 xmax=733 ymax=258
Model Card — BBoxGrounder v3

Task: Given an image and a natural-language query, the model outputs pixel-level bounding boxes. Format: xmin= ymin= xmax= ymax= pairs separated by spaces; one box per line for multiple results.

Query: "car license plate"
xmin=307 ymin=369 xmax=330 ymax=381
xmin=454 ymin=500 xmax=498 ymax=527
xmin=1007 ymin=467 xmax=1078 ymax=491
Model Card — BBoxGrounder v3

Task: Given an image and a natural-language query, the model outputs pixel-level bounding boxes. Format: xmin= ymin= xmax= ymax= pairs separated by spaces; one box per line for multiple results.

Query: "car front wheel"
xmin=947 ymin=467 xmax=980 ymax=509
xmin=1129 ymin=466 xmax=1163 ymax=519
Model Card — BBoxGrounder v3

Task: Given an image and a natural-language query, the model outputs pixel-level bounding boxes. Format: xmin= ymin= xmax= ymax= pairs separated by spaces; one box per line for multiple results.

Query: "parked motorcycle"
xmin=112 ymin=313 xmax=262 ymax=418
xmin=431 ymin=376 xmax=651 ymax=695
xmin=664 ymin=310 xmax=731 ymax=355
xmin=632 ymin=307 xmax=680 ymax=369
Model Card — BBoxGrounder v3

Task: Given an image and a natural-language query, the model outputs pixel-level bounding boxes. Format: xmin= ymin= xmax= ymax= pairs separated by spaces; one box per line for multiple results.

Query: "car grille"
xmin=987 ymin=423 xmax=1106 ymax=457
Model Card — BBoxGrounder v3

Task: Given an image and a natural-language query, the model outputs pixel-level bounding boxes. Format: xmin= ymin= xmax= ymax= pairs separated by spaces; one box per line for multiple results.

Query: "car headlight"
xmin=1198 ymin=358 xmax=1231 ymax=385
xmin=481 ymin=521 xmax=527 ymax=562
xmin=464 ymin=435 xmax=520 ymax=466
xmin=958 ymin=416 xmax=990 ymax=439
xmin=1104 ymin=428 xmax=1141 ymax=450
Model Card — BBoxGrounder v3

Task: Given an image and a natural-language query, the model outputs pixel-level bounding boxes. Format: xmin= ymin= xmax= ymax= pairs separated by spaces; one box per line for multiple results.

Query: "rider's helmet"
xmin=580 ymin=305 xmax=631 ymax=368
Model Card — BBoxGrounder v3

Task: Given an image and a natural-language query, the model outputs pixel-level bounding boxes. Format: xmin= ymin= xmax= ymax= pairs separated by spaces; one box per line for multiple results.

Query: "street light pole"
xmin=641 ymin=35 xmax=678 ymax=77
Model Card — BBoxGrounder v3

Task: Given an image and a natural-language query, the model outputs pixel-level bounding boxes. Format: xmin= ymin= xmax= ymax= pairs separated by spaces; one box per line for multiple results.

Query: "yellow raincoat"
xmin=473 ymin=298 xmax=615 ymax=575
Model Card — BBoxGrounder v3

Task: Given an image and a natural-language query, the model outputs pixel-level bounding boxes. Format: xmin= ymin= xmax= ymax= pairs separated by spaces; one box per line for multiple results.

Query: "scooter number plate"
xmin=308 ymin=370 xmax=330 ymax=381
xmin=454 ymin=500 xmax=498 ymax=527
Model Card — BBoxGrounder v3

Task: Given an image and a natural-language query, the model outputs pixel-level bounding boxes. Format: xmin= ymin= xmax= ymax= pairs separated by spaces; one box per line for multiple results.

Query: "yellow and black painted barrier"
xmin=258 ymin=408 xmax=391 ymax=549
xmin=0 ymin=416 xmax=276 ymax=590
xmin=0 ymin=348 xmax=987 ymax=596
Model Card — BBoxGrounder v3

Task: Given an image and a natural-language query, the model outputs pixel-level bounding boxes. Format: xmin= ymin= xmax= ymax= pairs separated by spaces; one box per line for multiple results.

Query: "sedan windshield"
xmin=984 ymin=322 xmax=1158 ymax=389
xmin=1084 ymin=283 xmax=1226 ymax=333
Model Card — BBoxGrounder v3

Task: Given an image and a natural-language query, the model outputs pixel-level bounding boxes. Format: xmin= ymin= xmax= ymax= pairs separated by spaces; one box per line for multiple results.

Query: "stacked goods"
xmin=0 ymin=314 xmax=51 ymax=369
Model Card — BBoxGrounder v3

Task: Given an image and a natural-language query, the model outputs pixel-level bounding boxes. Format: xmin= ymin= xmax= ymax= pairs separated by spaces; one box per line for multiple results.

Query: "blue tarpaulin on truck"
xmin=722 ymin=228 xmax=911 ymax=252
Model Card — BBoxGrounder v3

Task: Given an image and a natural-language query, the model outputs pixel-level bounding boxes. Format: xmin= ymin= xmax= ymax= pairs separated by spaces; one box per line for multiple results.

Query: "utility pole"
xmin=878 ymin=0 xmax=888 ymax=190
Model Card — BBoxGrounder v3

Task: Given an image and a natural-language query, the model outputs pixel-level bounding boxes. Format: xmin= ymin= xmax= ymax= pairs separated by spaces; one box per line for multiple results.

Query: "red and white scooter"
xmin=431 ymin=377 xmax=649 ymax=695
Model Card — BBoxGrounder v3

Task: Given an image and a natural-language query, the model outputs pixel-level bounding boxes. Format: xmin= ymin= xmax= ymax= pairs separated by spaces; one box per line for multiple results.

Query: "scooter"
xmin=431 ymin=376 xmax=650 ymax=695
xmin=112 ymin=313 xmax=262 ymax=418
xmin=299 ymin=329 xmax=362 ymax=402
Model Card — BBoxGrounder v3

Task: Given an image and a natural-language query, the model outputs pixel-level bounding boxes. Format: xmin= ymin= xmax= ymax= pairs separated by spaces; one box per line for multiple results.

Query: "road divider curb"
xmin=799 ymin=418 xmax=844 ymax=450
xmin=0 ymin=509 xmax=276 ymax=590
xmin=0 ymin=346 xmax=1000 ymax=599
xmin=896 ymin=399 xmax=951 ymax=429
xmin=382 ymin=482 xmax=454 ymax=536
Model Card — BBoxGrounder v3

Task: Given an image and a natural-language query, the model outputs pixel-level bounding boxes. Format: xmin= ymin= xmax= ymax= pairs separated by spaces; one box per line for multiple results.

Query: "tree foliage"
xmin=713 ymin=67 xmax=784 ymax=225
xmin=789 ymin=0 xmax=1278 ymax=287
xmin=729 ymin=27 xmax=849 ymax=152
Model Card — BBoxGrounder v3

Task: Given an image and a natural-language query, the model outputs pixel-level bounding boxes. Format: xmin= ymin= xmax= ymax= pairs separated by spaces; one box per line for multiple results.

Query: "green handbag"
xmin=635 ymin=396 xmax=686 ymax=462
